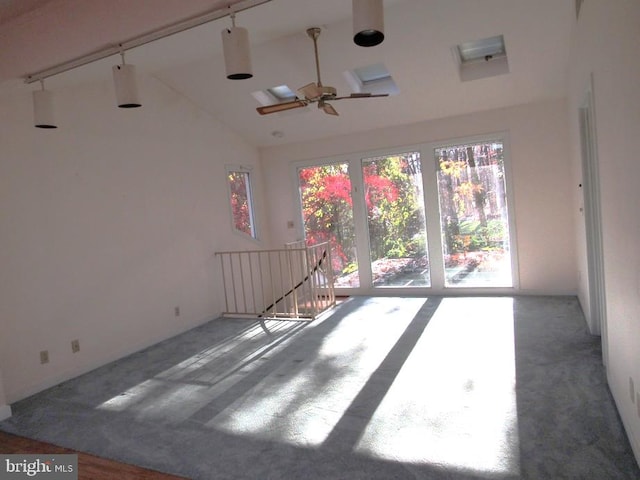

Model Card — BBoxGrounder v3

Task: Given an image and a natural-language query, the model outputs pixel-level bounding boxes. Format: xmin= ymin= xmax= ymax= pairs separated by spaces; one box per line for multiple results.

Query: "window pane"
xmin=298 ymin=163 xmax=359 ymax=288
xmin=228 ymin=171 xmax=256 ymax=238
xmin=362 ymin=152 xmax=430 ymax=287
xmin=435 ymin=141 xmax=512 ymax=287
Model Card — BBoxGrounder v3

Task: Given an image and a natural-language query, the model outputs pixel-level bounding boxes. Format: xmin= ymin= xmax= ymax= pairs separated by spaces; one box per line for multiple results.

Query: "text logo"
xmin=0 ymin=455 xmax=77 ymax=479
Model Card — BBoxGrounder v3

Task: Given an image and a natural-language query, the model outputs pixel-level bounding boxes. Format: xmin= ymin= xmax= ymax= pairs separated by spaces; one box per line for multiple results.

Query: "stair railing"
xmin=216 ymin=241 xmax=335 ymax=319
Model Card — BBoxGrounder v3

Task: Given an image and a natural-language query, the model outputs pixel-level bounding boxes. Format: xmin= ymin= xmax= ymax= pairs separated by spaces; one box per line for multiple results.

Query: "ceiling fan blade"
xmin=298 ymin=82 xmax=322 ymax=100
xmin=333 ymin=93 xmax=390 ymax=100
xmin=256 ymin=99 xmax=308 ymax=115
xmin=322 ymin=102 xmax=339 ymax=116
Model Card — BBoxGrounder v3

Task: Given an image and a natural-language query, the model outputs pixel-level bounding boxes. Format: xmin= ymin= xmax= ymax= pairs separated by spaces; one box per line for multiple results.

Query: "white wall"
xmin=0 ymin=74 xmax=269 ymax=402
xmin=260 ymin=99 xmax=576 ymax=295
xmin=0 ymin=368 xmax=10 ymax=420
xmin=567 ymin=0 xmax=640 ymax=460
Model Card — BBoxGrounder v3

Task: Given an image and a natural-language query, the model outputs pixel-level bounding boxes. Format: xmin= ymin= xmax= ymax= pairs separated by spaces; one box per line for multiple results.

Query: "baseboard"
xmin=8 ymin=314 xmax=219 ymax=403
xmin=0 ymin=404 xmax=12 ymax=421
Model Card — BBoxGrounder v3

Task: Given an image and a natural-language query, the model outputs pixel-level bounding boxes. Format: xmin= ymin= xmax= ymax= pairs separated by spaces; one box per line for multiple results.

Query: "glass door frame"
xmin=427 ymin=132 xmax=520 ymax=292
xmin=292 ymin=132 xmax=520 ymax=296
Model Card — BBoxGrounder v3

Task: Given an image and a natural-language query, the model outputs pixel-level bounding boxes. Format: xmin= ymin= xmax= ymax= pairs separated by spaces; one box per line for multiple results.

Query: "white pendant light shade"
xmin=112 ymin=63 xmax=141 ymax=108
xmin=33 ymin=88 xmax=57 ymax=129
xmin=222 ymin=26 xmax=253 ymax=79
xmin=353 ymin=0 xmax=384 ymax=47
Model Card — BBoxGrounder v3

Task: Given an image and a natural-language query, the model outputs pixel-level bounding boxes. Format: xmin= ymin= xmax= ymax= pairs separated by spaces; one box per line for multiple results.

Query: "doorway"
xmin=579 ymin=77 xmax=608 ymax=366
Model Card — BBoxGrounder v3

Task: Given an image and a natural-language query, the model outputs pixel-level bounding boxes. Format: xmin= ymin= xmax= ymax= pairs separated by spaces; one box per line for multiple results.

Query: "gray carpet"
xmin=1 ymin=296 xmax=639 ymax=479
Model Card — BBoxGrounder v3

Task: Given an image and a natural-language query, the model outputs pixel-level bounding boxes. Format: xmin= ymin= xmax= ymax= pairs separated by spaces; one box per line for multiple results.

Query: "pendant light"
xmin=353 ymin=0 xmax=385 ymax=47
xmin=222 ymin=11 xmax=253 ymax=79
xmin=112 ymin=49 xmax=141 ymax=108
xmin=33 ymin=79 xmax=57 ymax=129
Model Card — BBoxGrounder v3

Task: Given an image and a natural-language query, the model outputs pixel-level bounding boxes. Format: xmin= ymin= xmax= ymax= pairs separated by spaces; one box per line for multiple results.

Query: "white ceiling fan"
xmin=257 ymin=27 xmax=389 ymax=116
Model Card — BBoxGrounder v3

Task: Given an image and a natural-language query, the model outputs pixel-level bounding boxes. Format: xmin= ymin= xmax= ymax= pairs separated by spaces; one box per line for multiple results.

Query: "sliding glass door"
xmin=362 ymin=152 xmax=430 ymax=287
xmin=296 ymin=136 xmax=515 ymax=292
xmin=434 ymin=141 xmax=513 ymax=287
xmin=298 ymin=162 xmax=360 ymax=288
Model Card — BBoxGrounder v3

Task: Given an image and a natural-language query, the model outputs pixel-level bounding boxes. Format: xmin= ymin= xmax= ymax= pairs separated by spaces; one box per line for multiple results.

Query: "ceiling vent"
xmin=454 ymin=35 xmax=509 ymax=82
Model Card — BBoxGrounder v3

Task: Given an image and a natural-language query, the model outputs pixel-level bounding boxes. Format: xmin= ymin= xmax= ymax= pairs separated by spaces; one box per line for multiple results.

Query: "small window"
xmin=226 ymin=166 xmax=257 ymax=239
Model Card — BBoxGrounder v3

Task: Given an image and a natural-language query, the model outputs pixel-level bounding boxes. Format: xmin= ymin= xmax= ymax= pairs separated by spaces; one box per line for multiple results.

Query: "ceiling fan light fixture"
xmin=33 ymin=80 xmax=57 ymax=129
xmin=353 ymin=0 xmax=384 ymax=47
xmin=112 ymin=51 xmax=141 ymax=108
xmin=222 ymin=12 xmax=253 ymax=80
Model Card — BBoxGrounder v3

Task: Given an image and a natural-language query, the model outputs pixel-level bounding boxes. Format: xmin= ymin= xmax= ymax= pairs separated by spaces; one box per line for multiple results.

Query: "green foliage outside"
xmin=436 ymin=142 xmax=510 ymax=265
xmin=298 ymin=143 xmax=510 ymax=284
xmin=364 ymin=154 xmax=426 ymax=263
xmin=299 ymin=153 xmax=427 ymax=280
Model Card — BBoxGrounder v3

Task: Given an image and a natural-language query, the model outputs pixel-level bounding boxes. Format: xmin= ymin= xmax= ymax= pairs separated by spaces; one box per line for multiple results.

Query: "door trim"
xmin=579 ymin=74 xmax=608 ymax=365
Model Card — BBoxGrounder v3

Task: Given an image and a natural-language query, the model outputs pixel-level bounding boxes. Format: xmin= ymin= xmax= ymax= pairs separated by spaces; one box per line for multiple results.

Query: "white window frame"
xmin=428 ymin=132 xmax=520 ymax=292
xmin=291 ymin=132 xmax=519 ymax=296
xmin=225 ymin=164 xmax=258 ymax=240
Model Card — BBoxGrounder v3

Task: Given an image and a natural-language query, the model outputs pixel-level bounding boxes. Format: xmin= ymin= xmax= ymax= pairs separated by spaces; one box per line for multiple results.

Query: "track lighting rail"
xmin=24 ymin=0 xmax=272 ymax=84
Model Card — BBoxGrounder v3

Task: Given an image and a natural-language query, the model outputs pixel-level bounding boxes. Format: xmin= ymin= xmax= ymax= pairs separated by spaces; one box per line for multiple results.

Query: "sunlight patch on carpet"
xmin=96 ymin=320 xmax=304 ymax=422
xmin=205 ymin=297 xmax=428 ymax=447
xmin=354 ymin=297 xmax=519 ymax=477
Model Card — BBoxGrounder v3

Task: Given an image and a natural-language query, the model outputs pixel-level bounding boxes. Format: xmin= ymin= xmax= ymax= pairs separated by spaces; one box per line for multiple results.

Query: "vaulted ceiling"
xmin=0 ymin=0 xmax=574 ymax=146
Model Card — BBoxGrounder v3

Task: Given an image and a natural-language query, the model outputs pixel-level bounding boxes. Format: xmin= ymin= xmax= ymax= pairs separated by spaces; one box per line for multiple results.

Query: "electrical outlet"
xmin=71 ymin=339 xmax=80 ymax=353
xmin=40 ymin=350 xmax=49 ymax=364
xmin=174 ymin=306 xmax=180 ymax=317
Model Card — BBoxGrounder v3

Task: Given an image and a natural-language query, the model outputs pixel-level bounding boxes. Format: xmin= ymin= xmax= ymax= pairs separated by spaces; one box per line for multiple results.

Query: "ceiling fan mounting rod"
xmin=307 ymin=27 xmax=323 ymax=86
xmin=257 ymin=26 xmax=388 ymax=116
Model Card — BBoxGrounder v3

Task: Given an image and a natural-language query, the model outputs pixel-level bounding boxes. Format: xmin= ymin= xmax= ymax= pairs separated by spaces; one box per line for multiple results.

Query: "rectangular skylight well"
xmin=251 ymin=85 xmax=308 ymax=117
xmin=267 ymin=85 xmax=296 ymax=101
xmin=455 ymin=34 xmax=509 ymax=82
xmin=457 ymin=35 xmax=506 ymax=64
xmin=353 ymin=64 xmax=392 ymax=85
xmin=345 ymin=63 xmax=399 ymax=96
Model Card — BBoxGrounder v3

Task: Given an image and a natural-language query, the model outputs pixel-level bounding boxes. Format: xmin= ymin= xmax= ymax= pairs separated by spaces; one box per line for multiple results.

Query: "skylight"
xmin=454 ymin=35 xmax=509 ymax=82
xmin=267 ymin=85 xmax=296 ymax=102
xmin=344 ymin=63 xmax=399 ymax=96
xmin=353 ymin=64 xmax=392 ymax=85
xmin=251 ymin=84 xmax=307 ymax=117
xmin=252 ymin=84 xmax=298 ymax=107
xmin=457 ymin=35 xmax=506 ymax=64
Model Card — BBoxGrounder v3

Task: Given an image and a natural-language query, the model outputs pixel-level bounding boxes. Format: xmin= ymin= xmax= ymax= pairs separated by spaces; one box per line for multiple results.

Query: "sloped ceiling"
xmin=0 ymin=0 xmax=573 ymax=147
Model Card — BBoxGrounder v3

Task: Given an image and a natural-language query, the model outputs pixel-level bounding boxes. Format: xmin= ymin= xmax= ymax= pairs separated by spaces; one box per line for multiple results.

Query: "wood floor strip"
xmin=0 ymin=431 xmax=187 ymax=479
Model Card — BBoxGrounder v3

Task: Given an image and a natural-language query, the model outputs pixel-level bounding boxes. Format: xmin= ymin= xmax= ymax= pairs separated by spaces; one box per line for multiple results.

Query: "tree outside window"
xmin=227 ymin=167 xmax=256 ymax=239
